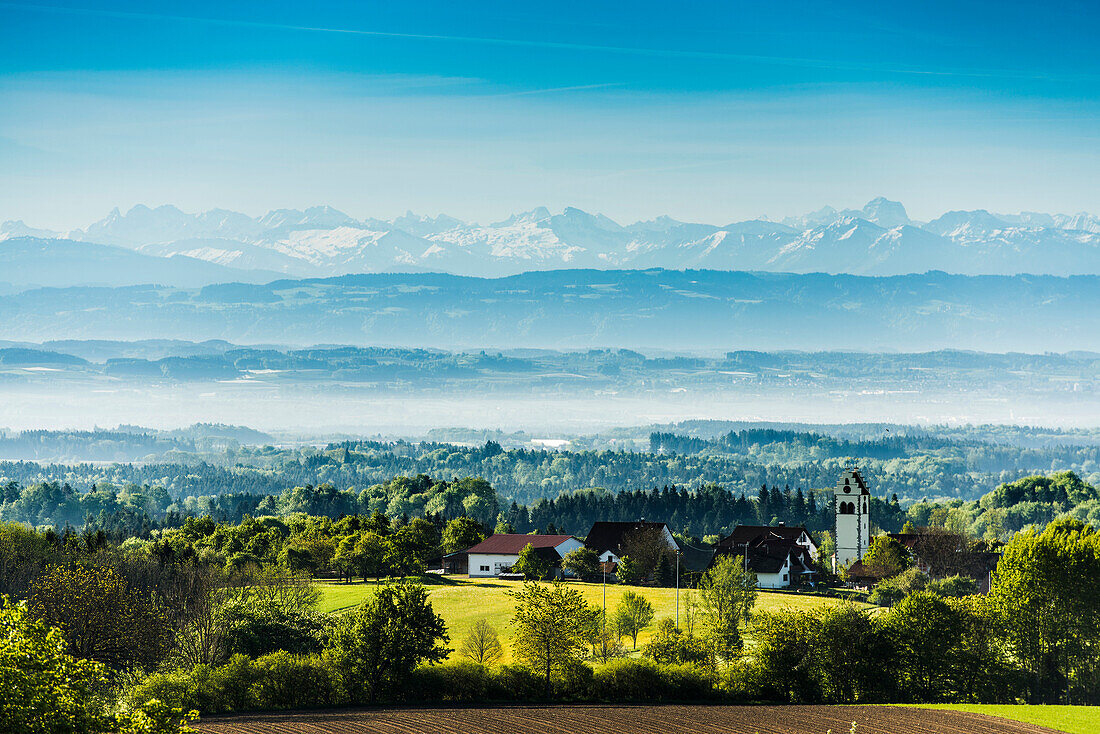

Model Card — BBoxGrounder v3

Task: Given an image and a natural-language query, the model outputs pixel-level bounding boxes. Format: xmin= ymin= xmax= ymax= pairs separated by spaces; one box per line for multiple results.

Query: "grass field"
xmin=317 ymin=575 xmax=867 ymax=661
xmin=912 ymin=704 xmax=1100 ymax=734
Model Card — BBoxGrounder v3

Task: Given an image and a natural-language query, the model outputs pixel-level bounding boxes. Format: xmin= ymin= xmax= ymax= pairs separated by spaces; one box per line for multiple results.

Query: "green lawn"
xmin=317 ymin=575 xmax=866 ymax=662
xmin=912 ymin=705 xmax=1100 ymax=734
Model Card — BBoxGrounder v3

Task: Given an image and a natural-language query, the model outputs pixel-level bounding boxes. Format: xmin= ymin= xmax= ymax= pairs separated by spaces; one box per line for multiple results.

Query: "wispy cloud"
xmin=1 ymin=2 xmax=1083 ymax=83
xmin=478 ymin=83 xmax=624 ymax=99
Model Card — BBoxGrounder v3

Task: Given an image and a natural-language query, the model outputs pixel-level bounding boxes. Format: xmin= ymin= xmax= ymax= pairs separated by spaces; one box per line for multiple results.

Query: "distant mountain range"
xmin=2 ymin=198 xmax=1099 ymax=288
xmin=0 ymin=236 xmax=282 ymax=292
xmin=1 ymin=270 xmax=1097 ymax=352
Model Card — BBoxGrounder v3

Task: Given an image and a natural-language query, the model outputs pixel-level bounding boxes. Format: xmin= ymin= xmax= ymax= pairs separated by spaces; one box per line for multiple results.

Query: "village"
xmin=442 ymin=468 xmax=999 ymax=594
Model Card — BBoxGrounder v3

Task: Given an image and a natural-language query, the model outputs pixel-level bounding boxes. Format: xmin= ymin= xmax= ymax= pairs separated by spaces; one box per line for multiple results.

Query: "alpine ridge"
xmin=3 ymin=198 xmax=1099 ymax=283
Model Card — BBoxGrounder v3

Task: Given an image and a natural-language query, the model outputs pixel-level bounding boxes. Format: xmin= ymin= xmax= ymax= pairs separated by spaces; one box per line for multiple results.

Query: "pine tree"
xmin=655 ymin=552 xmax=674 ymax=587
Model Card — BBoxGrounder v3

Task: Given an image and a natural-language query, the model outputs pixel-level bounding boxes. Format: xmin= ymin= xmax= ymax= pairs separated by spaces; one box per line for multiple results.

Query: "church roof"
xmin=836 ymin=467 xmax=871 ymax=496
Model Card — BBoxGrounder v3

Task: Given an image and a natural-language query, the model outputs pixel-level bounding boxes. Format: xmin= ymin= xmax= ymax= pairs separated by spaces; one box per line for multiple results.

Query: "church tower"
xmin=833 ymin=467 xmax=871 ymax=570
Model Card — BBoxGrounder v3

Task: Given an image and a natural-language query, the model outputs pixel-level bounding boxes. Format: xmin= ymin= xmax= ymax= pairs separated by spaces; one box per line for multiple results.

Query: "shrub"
xmin=495 ymin=664 xmax=544 ymax=700
xmin=126 ymin=656 xmax=258 ymax=714
xmin=552 ymin=658 xmax=595 ymax=700
xmin=869 ymin=567 xmax=928 ymax=607
xmin=0 ymin=599 xmax=112 ymax=734
xmin=116 ymin=699 xmax=199 ymax=734
xmin=408 ymin=660 xmax=498 ymax=702
xmin=247 ymin=652 xmax=340 ymax=709
xmin=126 ymin=666 xmax=221 ymax=714
xmin=928 ymin=575 xmax=979 ymax=597
xmin=642 ymin=618 xmax=712 ymax=667
xmin=591 ymin=658 xmax=713 ymax=702
xmin=223 ymin=609 xmax=330 ymax=657
xmin=718 ymin=658 xmax=762 ymax=701
xmin=592 ymin=658 xmax=662 ymax=700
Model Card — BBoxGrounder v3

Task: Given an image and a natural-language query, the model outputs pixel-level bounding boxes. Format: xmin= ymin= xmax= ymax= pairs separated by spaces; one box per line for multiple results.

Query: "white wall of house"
xmin=794 ymin=530 xmax=819 ymax=561
xmin=468 ymin=553 xmax=521 ymax=577
xmin=756 ymin=572 xmax=791 ymax=589
xmin=469 ymin=538 xmax=583 ymax=578
xmin=756 ymin=557 xmax=792 ymax=589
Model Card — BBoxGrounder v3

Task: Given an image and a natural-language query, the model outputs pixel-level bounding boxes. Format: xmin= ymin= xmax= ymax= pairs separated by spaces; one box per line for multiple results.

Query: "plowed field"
xmin=196 ymin=704 xmax=1066 ymax=734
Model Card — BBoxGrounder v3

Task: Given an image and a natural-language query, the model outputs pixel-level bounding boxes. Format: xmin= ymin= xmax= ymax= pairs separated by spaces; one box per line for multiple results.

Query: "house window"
xmin=480 ymin=565 xmax=490 ymax=572
xmin=782 ymin=574 xmax=788 ymax=581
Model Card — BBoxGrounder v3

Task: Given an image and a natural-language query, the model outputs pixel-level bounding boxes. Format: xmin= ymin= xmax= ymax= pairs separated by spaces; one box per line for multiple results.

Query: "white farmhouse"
xmin=464 ymin=534 xmax=583 ymax=578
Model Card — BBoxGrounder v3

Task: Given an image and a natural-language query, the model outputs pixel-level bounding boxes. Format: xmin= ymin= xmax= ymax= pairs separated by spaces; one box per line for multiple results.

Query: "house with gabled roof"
xmin=462 ymin=533 xmax=583 ymax=578
xmin=712 ymin=522 xmax=819 ymax=588
xmin=583 ymin=520 xmax=678 ymax=564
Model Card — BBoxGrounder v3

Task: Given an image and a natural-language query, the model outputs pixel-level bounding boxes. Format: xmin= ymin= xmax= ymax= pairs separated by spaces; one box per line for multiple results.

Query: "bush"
xmin=869 ymin=567 xmax=928 ymax=607
xmin=223 ymin=609 xmax=330 ymax=657
xmin=867 ymin=583 xmax=906 ymax=607
xmin=408 ymin=660 xmax=499 ymax=702
xmin=928 ymin=575 xmax=979 ymax=597
xmin=494 ymin=664 xmax=544 ymax=700
xmin=642 ymin=618 xmax=712 ymax=667
xmin=127 ymin=656 xmax=257 ymax=714
xmin=719 ymin=658 xmax=763 ymax=701
xmin=248 ymin=652 xmax=340 ymax=709
xmin=552 ymin=658 xmax=595 ymax=700
xmin=0 ymin=599 xmax=112 ymax=734
xmin=127 ymin=666 xmax=224 ymax=715
xmin=128 ymin=652 xmax=342 ymax=714
xmin=116 ymin=699 xmax=198 ymax=734
xmin=591 ymin=658 xmax=714 ymax=702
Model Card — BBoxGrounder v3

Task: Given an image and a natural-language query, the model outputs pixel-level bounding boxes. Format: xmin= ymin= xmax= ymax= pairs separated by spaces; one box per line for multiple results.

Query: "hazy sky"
xmin=2 ymin=1 xmax=1099 ymax=229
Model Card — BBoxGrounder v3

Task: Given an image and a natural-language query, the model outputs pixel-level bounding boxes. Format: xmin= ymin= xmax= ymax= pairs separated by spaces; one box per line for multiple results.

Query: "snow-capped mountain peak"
xmin=20 ymin=201 xmax=1100 ymax=279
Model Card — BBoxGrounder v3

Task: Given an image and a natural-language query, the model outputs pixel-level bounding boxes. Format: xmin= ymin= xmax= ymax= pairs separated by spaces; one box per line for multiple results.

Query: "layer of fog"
xmin=1 ymin=380 xmax=1097 ymax=437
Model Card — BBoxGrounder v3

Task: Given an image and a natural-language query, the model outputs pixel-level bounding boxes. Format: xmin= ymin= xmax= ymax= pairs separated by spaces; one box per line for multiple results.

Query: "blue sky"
xmin=2 ymin=1 xmax=1098 ymax=228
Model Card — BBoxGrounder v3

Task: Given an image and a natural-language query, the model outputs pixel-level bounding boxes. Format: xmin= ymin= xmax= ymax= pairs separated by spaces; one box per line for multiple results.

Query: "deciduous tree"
xmin=325 ymin=581 xmax=449 ymax=702
xmin=509 ymin=581 xmax=592 ymax=697
xmin=697 ymin=555 xmax=756 ymax=662
xmin=560 ymin=546 xmax=598 ymax=581
xmin=513 ymin=543 xmax=554 ymax=580
xmin=442 ymin=517 xmax=485 ymax=554
xmin=860 ymin=535 xmax=911 ymax=581
xmin=28 ymin=564 xmax=168 ymax=669
xmin=614 ymin=590 xmax=655 ymax=649
xmin=458 ymin=618 xmax=503 ymax=665
xmin=988 ymin=517 xmax=1100 ymax=703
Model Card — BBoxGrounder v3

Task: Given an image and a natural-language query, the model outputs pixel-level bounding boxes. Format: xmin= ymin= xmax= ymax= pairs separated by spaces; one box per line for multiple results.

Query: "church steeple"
xmin=833 ymin=467 xmax=871 ymax=570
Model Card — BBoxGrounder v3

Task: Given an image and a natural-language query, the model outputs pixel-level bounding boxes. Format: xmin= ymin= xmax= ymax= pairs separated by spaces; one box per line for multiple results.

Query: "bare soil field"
xmin=195 ymin=704 xmax=1065 ymax=734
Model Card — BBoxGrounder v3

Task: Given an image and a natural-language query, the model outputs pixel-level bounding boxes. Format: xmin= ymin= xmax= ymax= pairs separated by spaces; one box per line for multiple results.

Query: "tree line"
xmin=5 ymin=514 xmax=1098 ymax=734
xmin=2 ymin=427 xmax=1097 ymax=520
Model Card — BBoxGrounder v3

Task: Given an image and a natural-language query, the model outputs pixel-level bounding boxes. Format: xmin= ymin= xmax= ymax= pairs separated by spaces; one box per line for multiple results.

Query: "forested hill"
xmin=2 ymin=269 xmax=1099 ymax=351
xmin=649 ymin=429 xmax=959 ymax=459
xmin=2 ymin=429 xmax=1098 ymax=533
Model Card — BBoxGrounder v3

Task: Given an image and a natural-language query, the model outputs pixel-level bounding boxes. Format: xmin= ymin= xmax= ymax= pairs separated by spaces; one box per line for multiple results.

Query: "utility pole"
xmin=601 ymin=559 xmax=611 ymax=638
xmin=675 ymin=549 xmax=681 ymax=629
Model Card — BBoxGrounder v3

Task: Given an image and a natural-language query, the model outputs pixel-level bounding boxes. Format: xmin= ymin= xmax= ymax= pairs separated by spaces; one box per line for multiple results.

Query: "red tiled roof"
xmin=465 ymin=534 xmax=576 ymax=555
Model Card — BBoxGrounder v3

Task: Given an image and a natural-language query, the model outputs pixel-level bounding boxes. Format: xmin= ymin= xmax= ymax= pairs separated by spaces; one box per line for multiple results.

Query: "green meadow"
xmin=317 ymin=576 xmax=866 ymax=662
xmin=912 ymin=704 xmax=1100 ymax=734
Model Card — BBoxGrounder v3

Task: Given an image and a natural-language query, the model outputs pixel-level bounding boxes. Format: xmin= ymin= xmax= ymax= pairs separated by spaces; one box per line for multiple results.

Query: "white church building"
xmin=833 ymin=467 xmax=872 ymax=570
